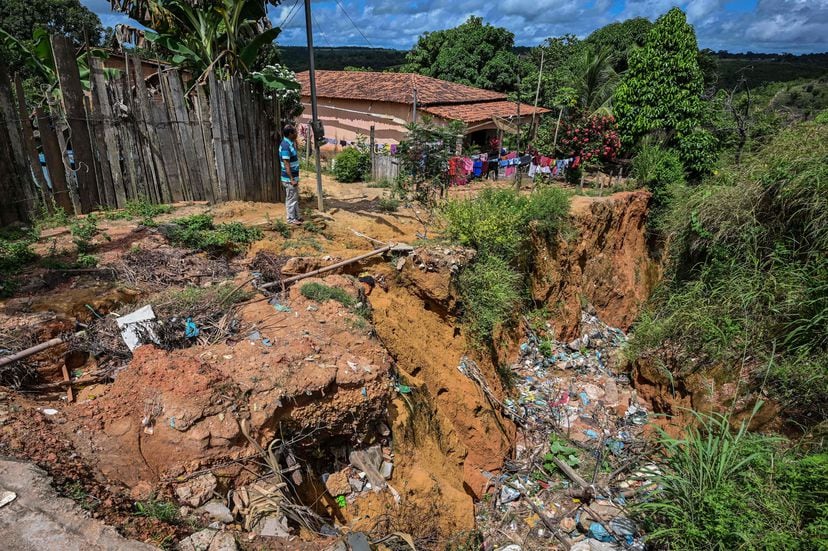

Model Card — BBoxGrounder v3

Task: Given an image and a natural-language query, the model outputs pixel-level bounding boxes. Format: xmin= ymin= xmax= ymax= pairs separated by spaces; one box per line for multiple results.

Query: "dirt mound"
xmin=67 ymin=275 xmax=393 ymax=487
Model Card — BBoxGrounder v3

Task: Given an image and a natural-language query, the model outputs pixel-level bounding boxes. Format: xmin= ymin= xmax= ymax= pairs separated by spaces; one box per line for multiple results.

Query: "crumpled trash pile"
xmin=476 ymin=311 xmax=657 ymax=550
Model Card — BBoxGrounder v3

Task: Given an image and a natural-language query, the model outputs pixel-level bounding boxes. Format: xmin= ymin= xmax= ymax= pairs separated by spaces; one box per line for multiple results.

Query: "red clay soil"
xmin=66 ymin=275 xmax=393 ymax=488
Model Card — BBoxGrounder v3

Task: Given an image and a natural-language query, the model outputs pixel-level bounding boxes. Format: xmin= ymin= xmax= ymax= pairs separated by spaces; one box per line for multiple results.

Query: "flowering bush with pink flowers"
xmin=558 ymin=115 xmax=621 ymax=163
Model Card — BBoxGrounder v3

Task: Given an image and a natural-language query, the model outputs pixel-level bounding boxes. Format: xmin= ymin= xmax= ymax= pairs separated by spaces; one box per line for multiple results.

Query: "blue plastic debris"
xmin=361 ymin=387 xmax=368 ymax=397
xmin=262 ymin=338 xmax=272 ymax=347
xmin=585 ymin=429 xmax=599 ymax=440
xmin=520 ymin=342 xmax=530 ymax=354
xmin=184 ymin=318 xmax=199 ymax=338
xmin=169 ymin=417 xmax=176 ymax=428
xmin=579 ymin=392 xmax=590 ymax=405
xmin=606 ymin=439 xmax=625 ymax=455
xmin=588 ymin=521 xmax=613 ymax=542
xmin=269 ymin=297 xmax=291 ymax=312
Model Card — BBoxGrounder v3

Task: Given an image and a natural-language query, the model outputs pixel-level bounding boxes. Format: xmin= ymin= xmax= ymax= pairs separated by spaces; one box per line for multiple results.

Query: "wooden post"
xmin=51 ymin=35 xmax=100 ymax=212
xmin=0 ymin=64 xmax=36 ymax=224
xmin=369 ymin=125 xmax=375 ymax=180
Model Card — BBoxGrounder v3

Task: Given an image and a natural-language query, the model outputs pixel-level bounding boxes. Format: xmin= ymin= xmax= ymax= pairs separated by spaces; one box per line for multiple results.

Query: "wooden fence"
xmin=0 ymin=36 xmax=283 ymax=226
xmin=371 ymin=154 xmax=400 ymax=182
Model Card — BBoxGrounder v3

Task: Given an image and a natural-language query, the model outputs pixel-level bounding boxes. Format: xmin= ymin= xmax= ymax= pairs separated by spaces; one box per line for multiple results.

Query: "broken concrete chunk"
xmin=177 ymin=528 xmax=237 ymax=551
xmin=324 ymin=470 xmax=351 ymax=496
xmin=256 ymin=515 xmax=291 ymax=538
xmin=0 ymin=490 xmax=17 ymax=508
xmin=379 ymin=461 xmax=393 ymax=480
xmin=349 ymin=446 xmax=386 ymax=491
xmin=198 ymin=501 xmax=234 ymax=524
xmin=175 ymin=473 xmax=217 ymax=508
xmin=346 ymin=532 xmax=371 ymax=551
xmin=349 ymin=478 xmax=365 ymax=493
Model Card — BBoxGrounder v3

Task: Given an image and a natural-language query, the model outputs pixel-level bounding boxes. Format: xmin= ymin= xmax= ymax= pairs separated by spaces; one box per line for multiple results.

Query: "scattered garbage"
xmin=198 ymin=501 xmax=234 ymax=524
xmin=269 ymin=297 xmax=291 ymax=313
xmin=184 ymin=317 xmax=199 ymax=338
xmin=116 ymin=305 xmax=158 ymax=351
xmin=475 ymin=310 xmax=650 ymax=550
xmin=41 ymin=408 xmax=59 ymax=416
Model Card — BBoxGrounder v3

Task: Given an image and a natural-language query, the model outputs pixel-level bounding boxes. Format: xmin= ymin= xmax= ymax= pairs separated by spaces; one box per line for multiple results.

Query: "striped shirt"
xmin=280 ymin=137 xmax=299 ymax=183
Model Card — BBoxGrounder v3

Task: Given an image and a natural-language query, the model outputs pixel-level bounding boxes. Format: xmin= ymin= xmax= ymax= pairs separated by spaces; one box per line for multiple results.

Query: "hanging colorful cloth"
xmin=505 ymin=152 xmax=518 ymax=177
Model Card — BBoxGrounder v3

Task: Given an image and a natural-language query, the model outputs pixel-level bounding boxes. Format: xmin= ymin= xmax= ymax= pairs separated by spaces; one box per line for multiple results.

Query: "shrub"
xmin=815 ymin=109 xmax=828 ymax=124
xmin=632 ymin=143 xmax=686 ymax=229
xmin=442 ymin=187 xmax=570 ymax=262
xmin=458 ymin=255 xmax=523 ymax=343
xmin=558 ymin=114 xmax=621 ymax=163
xmin=123 ymin=198 xmax=173 ymax=224
xmin=376 ymin=196 xmax=399 ymax=213
xmin=333 ymin=147 xmax=370 ymax=183
xmin=167 ymin=214 xmax=262 ymax=254
xmin=0 ymin=238 xmax=37 ymax=273
xmin=300 ymin=282 xmax=356 ymax=307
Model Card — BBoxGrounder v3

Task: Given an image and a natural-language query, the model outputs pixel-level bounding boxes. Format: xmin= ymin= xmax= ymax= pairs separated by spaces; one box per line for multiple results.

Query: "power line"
xmin=311 ymin=10 xmax=334 ymax=49
xmin=278 ymin=0 xmax=303 ymax=29
xmin=333 ymin=0 xmax=375 ymax=49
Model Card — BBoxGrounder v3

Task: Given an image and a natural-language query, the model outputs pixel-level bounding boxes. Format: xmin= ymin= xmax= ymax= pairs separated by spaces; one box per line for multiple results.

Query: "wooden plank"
xmin=51 ymin=35 xmax=99 ymax=212
xmin=121 ymin=55 xmax=148 ymax=201
xmin=207 ymin=72 xmax=228 ymax=202
xmin=246 ymin=83 xmax=260 ymax=202
xmin=14 ymin=76 xmax=51 ymax=211
xmin=0 ymin=64 xmax=36 ymax=223
xmin=161 ymin=71 xmax=191 ymax=201
xmin=153 ymin=92 xmax=185 ymax=202
xmin=90 ymin=59 xmax=122 ymax=208
xmin=130 ymin=56 xmax=167 ymax=203
xmin=126 ymin=54 xmax=158 ymax=203
xmin=36 ymin=108 xmax=74 ymax=214
xmin=112 ymin=76 xmax=140 ymax=201
xmin=220 ymin=80 xmax=239 ymax=201
xmin=195 ymin=85 xmax=218 ymax=203
xmin=165 ymin=70 xmax=204 ymax=200
xmin=84 ymin=94 xmax=108 ymax=209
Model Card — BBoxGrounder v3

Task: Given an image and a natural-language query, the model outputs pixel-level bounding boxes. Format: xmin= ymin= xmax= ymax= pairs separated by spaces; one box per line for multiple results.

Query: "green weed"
xmin=376 ymin=196 xmax=400 ymax=212
xmin=167 ymin=214 xmax=262 ymax=255
xmin=300 ymin=282 xmax=356 ymax=307
xmin=76 ymin=254 xmax=99 ymax=268
xmin=458 ymin=255 xmax=522 ymax=344
xmin=70 ymin=214 xmax=101 ymax=254
xmin=133 ymin=497 xmax=179 ymax=524
xmin=33 ymin=204 xmax=71 ymax=230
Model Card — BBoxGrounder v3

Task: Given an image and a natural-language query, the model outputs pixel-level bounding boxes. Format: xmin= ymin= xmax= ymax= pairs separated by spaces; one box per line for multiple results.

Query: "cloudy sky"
xmin=82 ymin=0 xmax=828 ymax=53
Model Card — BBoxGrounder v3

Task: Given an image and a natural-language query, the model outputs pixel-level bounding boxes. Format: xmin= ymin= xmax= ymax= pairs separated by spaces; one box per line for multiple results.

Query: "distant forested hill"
xmin=714 ymin=52 xmax=828 ymax=89
xmin=279 ymin=46 xmax=407 ymax=72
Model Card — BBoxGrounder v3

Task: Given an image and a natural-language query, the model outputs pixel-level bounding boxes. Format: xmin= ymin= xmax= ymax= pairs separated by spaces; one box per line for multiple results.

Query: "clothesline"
xmin=447 ymin=150 xmax=580 ymax=186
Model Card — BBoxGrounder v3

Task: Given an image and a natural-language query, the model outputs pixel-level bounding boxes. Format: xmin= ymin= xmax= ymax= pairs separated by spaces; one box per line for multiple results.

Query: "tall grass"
xmin=636 ymin=406 xmax=825 ymax=550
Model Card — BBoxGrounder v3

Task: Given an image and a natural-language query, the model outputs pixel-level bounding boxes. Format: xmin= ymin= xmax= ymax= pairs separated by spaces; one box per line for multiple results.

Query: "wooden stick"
xmin=61 ymin=363 xmax=74 ymax=402
xmin=516 ymin=485 xmax=573 ymax=550
xmin=548 ymin=455 xmax=590 ymax=488
xmin=0 ymin=331 xmax=85 ymax=369
xmin=259 ymin=245 xmax=393 ymax=290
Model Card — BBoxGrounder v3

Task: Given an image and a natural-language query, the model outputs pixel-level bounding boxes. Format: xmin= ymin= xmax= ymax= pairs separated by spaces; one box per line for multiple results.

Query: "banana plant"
xmin=0 ymin=27 xmax=118 ymax=99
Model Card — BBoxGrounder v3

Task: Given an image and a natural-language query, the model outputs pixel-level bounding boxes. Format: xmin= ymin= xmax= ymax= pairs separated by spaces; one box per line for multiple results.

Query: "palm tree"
xmin=569 ymin=45 xmax=618 ymax=115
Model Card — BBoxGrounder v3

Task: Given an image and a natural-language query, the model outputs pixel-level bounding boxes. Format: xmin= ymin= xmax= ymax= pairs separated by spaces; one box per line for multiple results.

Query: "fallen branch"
xmin=512 ymin=483 xmax=573 ymax=550
xmin=259 ymin=245 xmax=393 ymax=290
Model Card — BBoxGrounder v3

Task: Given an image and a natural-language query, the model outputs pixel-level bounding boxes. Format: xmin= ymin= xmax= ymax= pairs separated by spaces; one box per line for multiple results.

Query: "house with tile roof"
xmin=295 ymin=70 xmax=549 ymax=148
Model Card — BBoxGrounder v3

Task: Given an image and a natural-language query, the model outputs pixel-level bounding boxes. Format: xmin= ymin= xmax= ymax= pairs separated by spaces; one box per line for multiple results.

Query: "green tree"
xmin=0 ymin=0 xmax=102 ymax=95
xmin=569 ymin=45 xmax=618 ymax=115
xmin=403 ymin=16 xmax=522 ymax=92
xmin=613 ymin=8 xmax=717 ymax=175
xmin=584 ymin=17 xmax=652 ymax=73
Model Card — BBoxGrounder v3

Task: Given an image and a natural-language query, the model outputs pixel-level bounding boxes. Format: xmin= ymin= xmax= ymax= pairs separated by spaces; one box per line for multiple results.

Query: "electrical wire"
xmin=278 ymin=0 xmax=303 ymax=30
xmin=311 ymin=10 xmax=334 ymax=49
xmin=333 ymin=0 xmax=375 ymax=49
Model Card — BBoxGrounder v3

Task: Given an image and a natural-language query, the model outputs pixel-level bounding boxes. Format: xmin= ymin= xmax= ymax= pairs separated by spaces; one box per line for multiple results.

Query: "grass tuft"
xmin=300 ymin=282 xmax=356 ymax=307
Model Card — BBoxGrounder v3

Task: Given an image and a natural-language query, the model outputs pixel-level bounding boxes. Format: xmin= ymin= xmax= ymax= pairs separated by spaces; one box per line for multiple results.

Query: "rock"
xmin=129 ymin=480 xmax=154 ymax=501
xmin=256 ymin=515 xmax=290 ymax=538
xmin=324 ymin=470 xmax=351 ymax=496
xmin=175 ymin=473 xmax=217 ymax=507
xmin=496 ymin=546 xmax=522 ymax=551
xmin=346 ymin=532 xmax=371 ymax=551
xmin=560 ymin=517 xmax=577 ymax=533
xmin=198 ymin=501 xmax=234 ymax=524
xmin=349 ymin=478 xmax=365 ymax=493
xmin=178 ymin=528 xmax=237 ymax=551
xmin=567 ymin=338 xmax=582 ymax=351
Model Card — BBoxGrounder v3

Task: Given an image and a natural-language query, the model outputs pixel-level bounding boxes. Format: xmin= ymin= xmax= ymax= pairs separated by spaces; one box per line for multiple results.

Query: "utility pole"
xmin=515 ymin=63 xmax=522 ymax=190
xmin=531 ymin=50 xmax=544 ymax=139
xmin=304 ymin=0 xmax=325 ymax=211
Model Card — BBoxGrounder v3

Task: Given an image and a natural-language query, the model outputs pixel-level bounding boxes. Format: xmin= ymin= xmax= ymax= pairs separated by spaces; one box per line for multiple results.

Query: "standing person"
xmin=280 ymin=125 xmax=302 ymax=225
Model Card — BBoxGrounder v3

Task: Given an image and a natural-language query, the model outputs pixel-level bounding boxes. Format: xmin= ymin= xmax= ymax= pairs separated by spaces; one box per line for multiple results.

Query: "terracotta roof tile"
xmin=296 ymin=70 xmax=505 ymax=105
xmin=420 ymin=100 xmax=551 ymax=124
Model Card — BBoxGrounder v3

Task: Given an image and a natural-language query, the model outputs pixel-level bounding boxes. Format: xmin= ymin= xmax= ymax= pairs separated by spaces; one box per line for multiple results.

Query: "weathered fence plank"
xmin=14 ymin=77 xmax=51 ymax=212
xmin=90 ymin=59 xmax=123 ymax=207
xmin=196 ymin=84 xmax=220 ymax=203
xmin=35 ymin=107 xmax=74 ymax=214
xmin=51 ymin=35 xmax=99 ymax=212
xmin=0 ymin=64 xmax=35 ymax=225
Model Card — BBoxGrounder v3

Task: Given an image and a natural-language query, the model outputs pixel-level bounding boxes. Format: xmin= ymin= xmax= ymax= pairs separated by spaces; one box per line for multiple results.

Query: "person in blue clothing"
xmin=280 ymin=125 xmax=302 ymax=225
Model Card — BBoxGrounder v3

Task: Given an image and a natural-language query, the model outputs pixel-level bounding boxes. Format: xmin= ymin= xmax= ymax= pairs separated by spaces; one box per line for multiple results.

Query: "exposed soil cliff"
xmin=530 ymin=190 xmax=659 ymax=341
